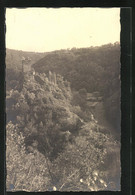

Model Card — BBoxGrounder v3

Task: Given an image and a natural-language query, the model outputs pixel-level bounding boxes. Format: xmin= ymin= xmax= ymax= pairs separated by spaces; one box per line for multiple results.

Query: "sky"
xmin=6 ymin=8 xmax=120 ymax=52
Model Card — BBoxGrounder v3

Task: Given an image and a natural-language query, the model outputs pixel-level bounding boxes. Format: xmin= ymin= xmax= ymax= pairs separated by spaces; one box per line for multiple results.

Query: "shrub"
xmin=6 ymin=121 xmax=51 ymax=191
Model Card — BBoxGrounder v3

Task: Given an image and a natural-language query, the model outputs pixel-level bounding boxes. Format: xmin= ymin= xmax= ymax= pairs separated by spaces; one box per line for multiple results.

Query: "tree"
xmin=6 ymin=121 xmax=51 ymax=191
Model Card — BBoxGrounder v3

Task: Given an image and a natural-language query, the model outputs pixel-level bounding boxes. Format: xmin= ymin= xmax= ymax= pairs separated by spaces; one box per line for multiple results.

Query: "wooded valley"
xmin=6 ymin=43 xmax=121 ymax=191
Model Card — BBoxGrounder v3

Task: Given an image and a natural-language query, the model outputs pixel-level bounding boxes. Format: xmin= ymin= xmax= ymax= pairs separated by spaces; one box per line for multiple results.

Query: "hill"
xmin=6 ymin=48 xmax=46 ymax=71
xmin=6 ymin=71 xmax=120 ymax=191
xmin=6 ymin=48 xmax=46 ymax=91
xmin=32 ymin=43 xmax=120 ymax=93
xmin=32 ymin=43 xmax=121 ymax=135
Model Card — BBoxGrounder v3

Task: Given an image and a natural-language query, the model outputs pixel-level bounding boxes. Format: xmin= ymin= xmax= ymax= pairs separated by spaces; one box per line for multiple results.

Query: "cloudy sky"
xmin=6 ymin=8 xmax=120 ymax=52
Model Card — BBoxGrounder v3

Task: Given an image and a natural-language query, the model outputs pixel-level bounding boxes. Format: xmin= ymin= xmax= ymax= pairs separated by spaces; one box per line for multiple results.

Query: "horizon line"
xmin=6 ymin=42 xmax=120 ymax=53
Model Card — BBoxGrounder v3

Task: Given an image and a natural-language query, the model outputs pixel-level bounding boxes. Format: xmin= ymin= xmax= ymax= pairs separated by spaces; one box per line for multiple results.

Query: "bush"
xmin=6 ymin=121 xmax=51 ymax=191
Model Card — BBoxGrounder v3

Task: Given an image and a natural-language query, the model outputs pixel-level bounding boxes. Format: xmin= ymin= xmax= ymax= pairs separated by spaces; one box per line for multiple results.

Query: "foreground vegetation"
xmin=6 ymin=69 xmax=120 ymax=191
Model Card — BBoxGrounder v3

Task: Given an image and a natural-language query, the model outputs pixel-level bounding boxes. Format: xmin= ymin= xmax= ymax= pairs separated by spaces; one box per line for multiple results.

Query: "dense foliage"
xmin=6 ymin=122 xmax=51 ymax=191
xmin=33 ymin=43 xmax=120 ymax=93
xmin=6 ymin=44 xmax=121 ymax=191
xmin=32 ymin=43 xmax=120 ymax=133
xmin=6 ymin=44 xmax=121 ymax=132
xmin=6 ymin=71 xmax=120 ymax=191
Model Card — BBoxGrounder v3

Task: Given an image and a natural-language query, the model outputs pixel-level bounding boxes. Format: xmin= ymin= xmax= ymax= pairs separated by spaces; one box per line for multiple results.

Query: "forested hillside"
xmin=6 ymin=48 xmax=46 ymax=70
xmin=6 ymin=71 xmax=120 ymax=191
xmin=32 ymin=43 xmax=121 ymax=136
xmin=6 ymin=49 xmax=46 ymax=91
xmin=6 ymin=44 xmax=121 ymax=191
xmin=33 ymin=43 xmax=120 ymax=93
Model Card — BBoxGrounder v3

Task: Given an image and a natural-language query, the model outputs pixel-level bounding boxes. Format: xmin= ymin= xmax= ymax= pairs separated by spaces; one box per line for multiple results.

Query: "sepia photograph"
xmin=6 ymin=8 xmax=121 ymax=191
